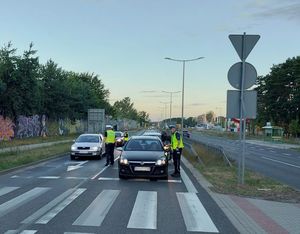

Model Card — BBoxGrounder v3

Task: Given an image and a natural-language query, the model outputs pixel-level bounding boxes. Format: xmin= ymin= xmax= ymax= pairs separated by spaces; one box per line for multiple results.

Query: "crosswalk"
xmin=1 ymin=186 xmax=219 ymax=233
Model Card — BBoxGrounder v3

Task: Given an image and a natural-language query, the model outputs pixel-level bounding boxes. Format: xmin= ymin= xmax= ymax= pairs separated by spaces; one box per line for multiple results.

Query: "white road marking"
xmin=0 ymin=187 xmax=50 ymax=218
xmin=127 ymin=191 xmax=157 ymax=230
xmin=5 ymin=230 xmax=37 ymax=234
xmin=38 ymin=176 xmax=60 ymax=179
xmin=90 ymin=156 xmax=120 ymax=180
xmin=36 ymin=188 xmax=86 ymax=224
xmin=0 ymin=187 xmax=19 ymax=196
xmin=22 ymin=188 xmax=82 ymax=224
xmin=180 ymin=167 xmax=198 ymax=193
xmin=98 ymin=177 xmax=120 ymax=181
xmin=283 ymin=153 xmax=291 ymax=156
xmin=262 ymin=157 xmax=300 ymax=169
xmin=67 ymin=161 xmax=88 ymax=172
xmin=10 ymin=175 xmax=20 ymax=178
xmin=65 ymin=177 xmax=88 ymax=180
xmin=73 ymin=190 xmax=120 ymax=227
xmin=177 ymin=192 xmax=219 ymax=233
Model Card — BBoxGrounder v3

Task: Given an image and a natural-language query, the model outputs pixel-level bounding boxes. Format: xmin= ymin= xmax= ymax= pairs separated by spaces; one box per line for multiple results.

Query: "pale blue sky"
xmin=1 ymin=0 xmax=299 ymax=121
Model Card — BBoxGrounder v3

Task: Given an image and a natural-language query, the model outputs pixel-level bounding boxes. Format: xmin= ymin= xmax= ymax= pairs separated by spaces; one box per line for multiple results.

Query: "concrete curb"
xmin=0 ymin=152 xmax=69 ymax=176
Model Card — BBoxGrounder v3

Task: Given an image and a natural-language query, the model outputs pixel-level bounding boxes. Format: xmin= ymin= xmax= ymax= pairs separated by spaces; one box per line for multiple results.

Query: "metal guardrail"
xmin=184 ymin=138 xmax=233 ymax=167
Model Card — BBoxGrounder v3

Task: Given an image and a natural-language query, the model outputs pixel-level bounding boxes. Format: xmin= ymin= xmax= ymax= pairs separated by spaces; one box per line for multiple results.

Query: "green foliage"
xmin=0 ymin=42 xmax=113 ymax=121
xmin=256 ymin=56 xmax=300 ymax=133
xmin=289 ymin=119 xmax=300 ymax=137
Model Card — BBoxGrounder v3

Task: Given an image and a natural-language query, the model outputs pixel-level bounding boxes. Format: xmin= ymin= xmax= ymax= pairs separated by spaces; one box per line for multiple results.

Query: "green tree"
xmin=206 ymin=111 xmax=215 ymax=123
xmin=113 ymin=97 xmax=138 ymax=120
xmin=256 ymin=56 xmax=300 ymax=132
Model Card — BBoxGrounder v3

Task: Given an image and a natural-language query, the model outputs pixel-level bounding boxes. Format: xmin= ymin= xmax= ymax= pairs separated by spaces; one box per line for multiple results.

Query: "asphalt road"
xmin=190 ymin=132 xmax=300 ymax=190
xmin=0 ymin=135 xmax=237 ymax=233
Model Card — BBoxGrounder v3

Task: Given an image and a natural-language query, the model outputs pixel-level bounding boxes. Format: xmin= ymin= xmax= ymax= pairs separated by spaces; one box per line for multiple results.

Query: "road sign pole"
xmin=239 ymin=32 xmax=247 ymax=185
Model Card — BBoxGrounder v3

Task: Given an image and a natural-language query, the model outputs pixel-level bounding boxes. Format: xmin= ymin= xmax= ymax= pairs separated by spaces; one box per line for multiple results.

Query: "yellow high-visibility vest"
xmin=124 ymin=132 xmax=129 ymax=141
xmin=171 ymin=131 xmax=184 ymax=150
xmin=106 ymin=130 xmax=116 ymax=143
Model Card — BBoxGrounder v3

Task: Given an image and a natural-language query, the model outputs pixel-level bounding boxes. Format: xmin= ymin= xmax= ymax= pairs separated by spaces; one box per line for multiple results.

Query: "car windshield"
xmin=125 ymin=139 xmax=163 ymax=151
xmin=76 ymin=135 xmax=99 ymax=143
xmin=115 ymin=132 xmax=122 ymax=137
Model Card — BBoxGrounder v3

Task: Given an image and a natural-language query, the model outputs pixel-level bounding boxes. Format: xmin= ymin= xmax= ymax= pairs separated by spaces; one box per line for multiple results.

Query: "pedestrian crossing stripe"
xmin=2 ymin=188 xmax=218 ymax=233
xmin=0 ymin=187 xmax=50 ymax=218
xmin=5 ymin=230 xmax=37 ymax=234
xmin=0 ymin=187 xmax=19 ymax=197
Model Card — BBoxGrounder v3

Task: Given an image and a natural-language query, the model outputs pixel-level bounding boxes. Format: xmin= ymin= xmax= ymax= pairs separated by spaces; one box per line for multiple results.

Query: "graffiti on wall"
xmin=16 ymin=115 xmax=41 ymax=138
xmin=0 ymin=116 xmax=15 ymax=141
xmin=0 ymin=114 xmax=86 ymax=141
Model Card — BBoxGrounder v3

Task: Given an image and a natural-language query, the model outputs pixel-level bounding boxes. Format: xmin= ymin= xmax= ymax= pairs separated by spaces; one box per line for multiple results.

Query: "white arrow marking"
xmin=67 ymin=161 xmax=88 ymax=172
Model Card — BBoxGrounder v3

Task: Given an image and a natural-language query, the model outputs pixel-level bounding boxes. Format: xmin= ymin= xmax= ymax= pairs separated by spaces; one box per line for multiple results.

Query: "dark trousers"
xmin=173 ymin=148 xmax=182 ymax=174
xmin=105 ymin=143 xmax=115 ymax=164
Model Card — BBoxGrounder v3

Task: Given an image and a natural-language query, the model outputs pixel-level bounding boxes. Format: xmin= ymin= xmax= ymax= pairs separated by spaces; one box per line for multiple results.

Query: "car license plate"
xmin=134 ymin=167 xmax=150 ymax=172
xmin=79 ymin=151 xmax=87 ymax=154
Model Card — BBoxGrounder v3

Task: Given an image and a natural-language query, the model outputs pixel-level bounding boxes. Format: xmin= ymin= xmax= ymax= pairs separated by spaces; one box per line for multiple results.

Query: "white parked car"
xmin=70 ymin=134 xmax=105 ymax=160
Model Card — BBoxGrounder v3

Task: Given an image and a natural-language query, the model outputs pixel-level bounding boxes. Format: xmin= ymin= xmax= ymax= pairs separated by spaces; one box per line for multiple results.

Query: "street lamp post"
xmin=165 ymin=57 xmax=204 ymax=135
xmin=160 ymin=101 xmax=169 ymax=127
xmin=162 ymin=90 xmax=181 ymax=126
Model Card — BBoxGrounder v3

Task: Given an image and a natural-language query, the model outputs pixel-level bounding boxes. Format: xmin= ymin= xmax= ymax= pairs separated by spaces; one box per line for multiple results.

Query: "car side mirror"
xmin=116 ymin=147 xmax=123 ymax=151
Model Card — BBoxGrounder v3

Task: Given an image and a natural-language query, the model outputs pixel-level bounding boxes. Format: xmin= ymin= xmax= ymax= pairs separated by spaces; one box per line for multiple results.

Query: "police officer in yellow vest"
xmin=104 ymin=125 xmax=116 ymax=166
xmin=170 ymin=125 xmax=184 ymax=177
xmin=124 ymin=130 xmax=129 ymax=143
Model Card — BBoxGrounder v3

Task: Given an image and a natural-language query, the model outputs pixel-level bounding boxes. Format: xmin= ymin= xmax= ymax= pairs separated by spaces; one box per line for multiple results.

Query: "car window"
xmin=125 ymin=139 xmax=163 ymax=151
xmin=76 ymin=135 xmax=99 ymax=143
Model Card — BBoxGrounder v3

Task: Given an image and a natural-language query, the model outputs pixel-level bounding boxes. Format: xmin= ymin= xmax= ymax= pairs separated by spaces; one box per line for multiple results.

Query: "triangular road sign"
xmin=229 ymin=34 xmax=260 ymax=61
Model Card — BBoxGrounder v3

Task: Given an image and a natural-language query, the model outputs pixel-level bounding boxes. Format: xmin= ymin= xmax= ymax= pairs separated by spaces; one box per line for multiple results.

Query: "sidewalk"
xmin=0 ymin=140 xmax=72 ymax=154
xmin=246 ymin=140 xmax=300 ymax=150
xmin=182 ymin=157 xmax=300 ymax=234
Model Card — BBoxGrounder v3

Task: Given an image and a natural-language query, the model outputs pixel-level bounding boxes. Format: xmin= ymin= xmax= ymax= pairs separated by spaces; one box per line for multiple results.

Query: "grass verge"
xmin=0 ymin=142 xmax=71 ymax=172
xmin=0 ymin=134 xmax=78 ymax=149
xmin=184 ymin=141 xmax=300 ymax=203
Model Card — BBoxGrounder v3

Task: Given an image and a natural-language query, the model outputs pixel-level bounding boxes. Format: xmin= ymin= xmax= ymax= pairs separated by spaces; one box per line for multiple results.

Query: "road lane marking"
xmin=65 ymin=177 xmax=88 ymax=180
xmin=127 ymin=191 xmax=157 ymax=230
xmin=180 ymin=167 xmax=198 ymax=193
xmin=73 ymin=190 xmax=120 ymax=226
xmin=90 ymin=156 xmax=120 ymax=180
xmin=67 ymin=161 xmax=88 ymax=172
xmin=0 ymin=187 xmax=19 ymax=197
xmin=262 ymin=157 xmax=300 ymax=169
xmin=5 ymin=230 xmax=37 ymax=234
xmin=36 ymin=188 xmax=86 ymax=224
xmin=177 ymin=192 xmax=219 ymax=233
xmin=0 ymin=187 xmax=50 ymax=218
xmin=283 ymin=153 xmax=291 ymax=156
xmin=38 ymin=176 xmax=60 ymax=179
xmin=11 ymin=175 xmax=20 ymax=178
xmin=22 ymin=188 xmax=83 ymax=224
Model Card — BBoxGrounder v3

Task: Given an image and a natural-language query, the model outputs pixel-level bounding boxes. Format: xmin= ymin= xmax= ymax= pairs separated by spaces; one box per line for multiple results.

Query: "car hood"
xmin=121 ymin=151 xmax=165 ymax=161
xmin=73 ymin=142 xmax=101 ymax=148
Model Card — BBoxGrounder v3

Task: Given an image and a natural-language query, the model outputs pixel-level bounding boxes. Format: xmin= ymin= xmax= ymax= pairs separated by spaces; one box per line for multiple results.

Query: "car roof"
xmin=142 ymin=132 xmax=161 ymax=135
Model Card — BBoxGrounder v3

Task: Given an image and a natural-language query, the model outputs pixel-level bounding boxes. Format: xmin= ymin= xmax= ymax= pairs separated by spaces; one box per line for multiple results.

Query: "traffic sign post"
xmin=227 ymin=33 xmax=260 ymax=185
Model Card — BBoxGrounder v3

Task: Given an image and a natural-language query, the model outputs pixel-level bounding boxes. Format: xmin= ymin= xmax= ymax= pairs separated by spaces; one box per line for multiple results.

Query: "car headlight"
xmin=156 ymin=159 xmax=166 ymax=166
xmin=71 ymin=146 xmax=77 ymax=151
xmin=120 ymin=158 xmax=129 ymax=165
xmin=91 ymin=146 xmax=100 ymax=151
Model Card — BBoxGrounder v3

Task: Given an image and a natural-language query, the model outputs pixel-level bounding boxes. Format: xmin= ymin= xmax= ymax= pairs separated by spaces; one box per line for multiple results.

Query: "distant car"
xmin=183 ymin=130 xmax=191 ymax=138
xmin=70 ymin=134 xmax=104 ymax=160
xmin=118 ymin=136 xmax=168 ymax=180
xmin=115 ymin=131 xmax=125 ymax=147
